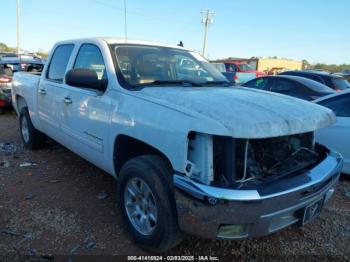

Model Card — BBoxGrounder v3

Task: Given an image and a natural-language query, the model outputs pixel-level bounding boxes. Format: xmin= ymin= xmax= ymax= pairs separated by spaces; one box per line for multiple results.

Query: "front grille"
xmin=213 ymin=132 xmax=321 ymax=188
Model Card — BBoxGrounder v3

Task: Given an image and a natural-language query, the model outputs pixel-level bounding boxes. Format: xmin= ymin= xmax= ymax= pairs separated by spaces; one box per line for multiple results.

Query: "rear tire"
xmin=117 ymin=155 xmax=184 ymax=253
xmin=19 ymin=108 xmax=45 ymax=149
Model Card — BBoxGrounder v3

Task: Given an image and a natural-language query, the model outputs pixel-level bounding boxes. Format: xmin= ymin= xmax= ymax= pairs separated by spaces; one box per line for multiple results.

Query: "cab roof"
xmin=55 ymin=37 xmax=191 ymax=51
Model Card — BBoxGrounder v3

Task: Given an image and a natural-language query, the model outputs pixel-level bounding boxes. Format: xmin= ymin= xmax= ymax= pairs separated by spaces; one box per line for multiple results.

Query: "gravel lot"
xmin=0 ymin=111 xmax=349 ymax=261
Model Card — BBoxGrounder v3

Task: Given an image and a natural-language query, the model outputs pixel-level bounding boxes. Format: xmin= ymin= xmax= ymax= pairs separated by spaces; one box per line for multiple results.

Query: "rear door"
xmin=37 ymin=44 xmax=74 ymax=136
xmin=56 ymin=43 xmax=112 ymax=168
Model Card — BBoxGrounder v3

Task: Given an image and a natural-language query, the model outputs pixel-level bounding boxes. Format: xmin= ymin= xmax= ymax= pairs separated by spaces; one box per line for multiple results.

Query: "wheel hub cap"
xmin=124 ymin=177 xmax=158 ymax=235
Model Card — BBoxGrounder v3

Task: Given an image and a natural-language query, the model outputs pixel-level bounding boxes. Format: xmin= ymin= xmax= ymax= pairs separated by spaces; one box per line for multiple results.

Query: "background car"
xmin=242 ymin=75 xmax=334 ymax=100
xmin=334 ymin=69 xmax=350 ymax=82
xmin=315 ymin=90 xmax=350 ymax=175
xmin=210 ymin=62 xmax=237 ymax=83
xmin=210 ymin=61 xmax=257 ymax=84
xmin=0 ymin=58 xmax=44 ymax=75
xmin=0 ymin=65 xmax=13 ymax=113
xmin=279 ymin=70 xmax=350 ymax=91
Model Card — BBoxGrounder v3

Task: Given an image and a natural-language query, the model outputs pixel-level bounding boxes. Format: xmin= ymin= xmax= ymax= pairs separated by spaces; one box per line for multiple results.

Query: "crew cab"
xmin=12 ymin=37 xmax=343 ymax=252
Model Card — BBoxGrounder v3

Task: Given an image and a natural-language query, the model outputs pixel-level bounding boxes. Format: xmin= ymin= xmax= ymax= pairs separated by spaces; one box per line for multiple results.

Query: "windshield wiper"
xmin=135 ymin=80 xmax=203 ymax=87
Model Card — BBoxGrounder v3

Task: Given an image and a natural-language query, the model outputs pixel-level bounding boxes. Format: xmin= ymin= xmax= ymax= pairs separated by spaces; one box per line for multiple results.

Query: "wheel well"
xmin=15 ymin=95 xmax=28 ymax=114
xmin=114 ymin=135 xmax=172 ymax=176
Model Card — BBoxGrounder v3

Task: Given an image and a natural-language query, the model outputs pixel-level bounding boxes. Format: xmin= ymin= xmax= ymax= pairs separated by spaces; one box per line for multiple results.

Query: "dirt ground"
xmin=0 ymin=111 xmax=349 ymax=261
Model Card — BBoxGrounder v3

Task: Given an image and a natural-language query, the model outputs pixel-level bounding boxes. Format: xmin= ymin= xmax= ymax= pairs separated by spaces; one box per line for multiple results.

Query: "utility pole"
xmin=16 ymin=0 xmax=20 ymax=54
xmin=200 ymin=10 xmax=215 ymax=58
xmin=124 ymin=0 xmax=128 ymax=42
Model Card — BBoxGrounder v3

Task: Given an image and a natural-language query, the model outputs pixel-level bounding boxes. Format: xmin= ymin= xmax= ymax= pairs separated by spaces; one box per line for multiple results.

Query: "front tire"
xmin=117 ymin=155 xmax=183 ymax=253
xmin=19 ymin=108 xmax=45 ymax=149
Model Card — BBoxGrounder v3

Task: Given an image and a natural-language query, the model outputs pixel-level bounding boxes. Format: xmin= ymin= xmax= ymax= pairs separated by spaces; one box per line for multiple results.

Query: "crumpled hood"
xmin=138 ymin=86 xmax=336 ymax=138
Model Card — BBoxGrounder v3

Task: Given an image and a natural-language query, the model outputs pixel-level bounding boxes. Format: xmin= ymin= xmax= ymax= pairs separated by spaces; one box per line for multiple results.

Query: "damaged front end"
xmin=184 ymin=132 xmax=325 ymax=188
xmin=174 ymin=131 xmax=343 ymax=239
xmin=213 ymin=132 xmax=323 ymax=188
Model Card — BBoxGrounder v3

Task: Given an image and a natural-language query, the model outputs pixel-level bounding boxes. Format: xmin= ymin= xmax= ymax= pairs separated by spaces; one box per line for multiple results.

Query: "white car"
xmin=315 ymin=90 xmax=350 ymax=174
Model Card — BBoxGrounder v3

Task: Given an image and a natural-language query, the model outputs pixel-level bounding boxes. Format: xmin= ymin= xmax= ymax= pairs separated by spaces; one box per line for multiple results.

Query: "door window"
xmin=74 ymin=44 xmax=107 ymax=81
xmin=318 ymin=94 xmax=350 ymax=117
xmin=270 ymin=79 xmax=294 ymax=92
xmin=47 ymin=44 xmax=74 ymax=82
xmin=245 ymin=77 xmax=271 ymax=90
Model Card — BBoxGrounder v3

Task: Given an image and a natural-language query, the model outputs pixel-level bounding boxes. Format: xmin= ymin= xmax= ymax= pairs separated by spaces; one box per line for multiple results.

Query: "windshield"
xmin=239 ymin=63 xmax=254 ymax=71
xmin=332 ymin=77 xmax=350 ymax=90
xmin=110 ymin=44 xmax=228 ymax=88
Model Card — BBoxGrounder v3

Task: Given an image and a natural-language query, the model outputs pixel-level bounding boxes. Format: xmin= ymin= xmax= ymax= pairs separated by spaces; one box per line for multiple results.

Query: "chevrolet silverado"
xmin=11 ymin=37 xmax=343 ymax=252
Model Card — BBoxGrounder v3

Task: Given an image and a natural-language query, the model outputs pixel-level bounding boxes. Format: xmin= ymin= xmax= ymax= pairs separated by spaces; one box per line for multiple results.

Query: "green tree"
xmin=36 ymin=52 xmax=49 ymax=59
xmin=311 ymin=63 xmax=350 ymax=73
xmin=0 ymin=43 xmax=9 ymax=52
xmin=302 ymin=59 xmax=311 ymax=69
xmin=0 ymin=43 xmax=16 ymax=53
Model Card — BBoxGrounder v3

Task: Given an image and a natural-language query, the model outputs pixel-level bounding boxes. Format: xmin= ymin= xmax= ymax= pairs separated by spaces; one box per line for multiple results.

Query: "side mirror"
xmin=65 ymin=68 xmax=107 ymax=91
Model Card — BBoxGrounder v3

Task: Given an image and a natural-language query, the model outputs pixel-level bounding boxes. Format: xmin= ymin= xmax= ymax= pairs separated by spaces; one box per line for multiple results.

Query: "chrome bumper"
xmin=173 ymin=150 xmax=343 ymax=239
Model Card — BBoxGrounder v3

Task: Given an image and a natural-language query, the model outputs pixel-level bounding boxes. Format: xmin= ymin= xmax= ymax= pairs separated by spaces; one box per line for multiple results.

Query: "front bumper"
xmin=173 ymin=150 xmax=343 ymax=239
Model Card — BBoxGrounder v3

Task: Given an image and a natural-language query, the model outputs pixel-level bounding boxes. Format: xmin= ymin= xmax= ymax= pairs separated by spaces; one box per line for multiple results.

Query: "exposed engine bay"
xmin=186 ymin=132 xmax=327 ymax=188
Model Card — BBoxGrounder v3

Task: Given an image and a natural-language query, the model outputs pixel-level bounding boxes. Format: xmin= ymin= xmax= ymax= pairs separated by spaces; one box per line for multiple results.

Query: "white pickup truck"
xmin=12 ymin=37 xmax=343 ymax=252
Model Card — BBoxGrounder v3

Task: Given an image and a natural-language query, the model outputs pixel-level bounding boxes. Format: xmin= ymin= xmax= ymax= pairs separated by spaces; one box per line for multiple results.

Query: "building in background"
xmin=212 ymin=57 xmax=303 ymax=75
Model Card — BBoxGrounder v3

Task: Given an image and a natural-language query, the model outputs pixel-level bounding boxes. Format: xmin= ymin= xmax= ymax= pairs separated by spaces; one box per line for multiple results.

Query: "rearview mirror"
xmin=65 ymin=68 xmax=107 ymax=91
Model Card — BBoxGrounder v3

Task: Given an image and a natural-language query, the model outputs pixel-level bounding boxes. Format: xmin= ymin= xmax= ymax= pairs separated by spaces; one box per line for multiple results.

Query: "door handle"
xmin=63 ymin=97 xmax=72 ymax=105
xmin=38 ymin=89 xmax=46 ymax=95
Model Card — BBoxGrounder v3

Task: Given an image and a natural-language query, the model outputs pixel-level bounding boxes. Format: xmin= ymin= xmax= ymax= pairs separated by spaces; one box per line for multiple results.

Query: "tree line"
xmin=0 ymin=42 xmax=48 ymax=59
xmin=302 ymin=60 xmax=349 ymax=72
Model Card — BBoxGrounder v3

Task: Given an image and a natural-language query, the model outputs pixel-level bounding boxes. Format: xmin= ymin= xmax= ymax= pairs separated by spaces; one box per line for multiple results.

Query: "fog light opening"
xmin=217 ymin=224 xmax=248 ymax=239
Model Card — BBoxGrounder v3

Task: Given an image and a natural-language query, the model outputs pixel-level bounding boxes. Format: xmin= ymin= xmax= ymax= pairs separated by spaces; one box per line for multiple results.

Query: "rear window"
xmin=296 ymin=77 xmax=334 ymax=93
xmin=47 ymin=44 xmax=74 ymax=82
xmin=332 ymin=78 xmax=350 ymax=90
xmin=281 ymin=72 xmax=325 ymax=84
xmin=318 ymin=94 xmax=350 ymax=117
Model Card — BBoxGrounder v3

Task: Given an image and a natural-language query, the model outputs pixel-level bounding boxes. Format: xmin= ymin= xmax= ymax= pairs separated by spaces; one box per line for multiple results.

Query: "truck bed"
xmin=12 ymin=72 xmax=41 ymax=114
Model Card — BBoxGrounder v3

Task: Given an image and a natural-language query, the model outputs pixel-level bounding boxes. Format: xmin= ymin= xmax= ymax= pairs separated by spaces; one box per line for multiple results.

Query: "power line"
xmin=201 ymin=10 xmax=215 ymax=58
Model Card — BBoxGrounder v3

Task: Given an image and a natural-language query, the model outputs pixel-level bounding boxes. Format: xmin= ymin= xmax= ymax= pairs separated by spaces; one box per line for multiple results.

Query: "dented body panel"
xmin=139 ymin=86 xmax=336 ymax=139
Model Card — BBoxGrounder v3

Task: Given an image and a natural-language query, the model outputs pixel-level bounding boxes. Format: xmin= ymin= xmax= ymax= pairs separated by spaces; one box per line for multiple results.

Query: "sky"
xmin=0 ymin=0 xmax=349 ymax=64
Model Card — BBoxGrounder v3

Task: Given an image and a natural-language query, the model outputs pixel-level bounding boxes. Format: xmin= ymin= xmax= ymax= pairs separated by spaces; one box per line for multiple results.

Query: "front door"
xmin=57 ymin=44 xmax=112 ymax=169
